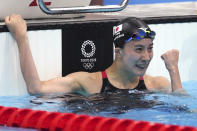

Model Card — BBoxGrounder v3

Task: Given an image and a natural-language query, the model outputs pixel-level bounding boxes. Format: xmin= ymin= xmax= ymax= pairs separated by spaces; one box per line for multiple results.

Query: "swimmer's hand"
xmin=161 ymin=49 xmax=179 ymax=72
xmin=5 ymin=14 xmax=27 ymax=43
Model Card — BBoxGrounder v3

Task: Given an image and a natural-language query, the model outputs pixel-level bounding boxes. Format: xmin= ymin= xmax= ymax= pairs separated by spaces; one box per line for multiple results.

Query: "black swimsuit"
xmin=100 ymin=71 xmax=147 ymax=93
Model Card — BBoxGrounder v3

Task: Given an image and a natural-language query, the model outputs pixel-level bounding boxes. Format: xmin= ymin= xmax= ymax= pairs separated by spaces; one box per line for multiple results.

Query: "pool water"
xmin=0 ymin=81 xmax=197 ymax=127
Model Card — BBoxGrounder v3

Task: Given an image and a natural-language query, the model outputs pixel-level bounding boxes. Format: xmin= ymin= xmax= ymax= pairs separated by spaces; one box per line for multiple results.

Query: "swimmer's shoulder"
xmin=144 ymin=74 xmax=171 ymax=93
xmin=64 ymin=71 xmax=102 ymax=94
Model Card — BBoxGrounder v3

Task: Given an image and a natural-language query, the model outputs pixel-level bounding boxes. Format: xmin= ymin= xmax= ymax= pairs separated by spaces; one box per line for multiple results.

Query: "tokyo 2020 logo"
xmin=81 ymin=40 xmax=96 ymax=58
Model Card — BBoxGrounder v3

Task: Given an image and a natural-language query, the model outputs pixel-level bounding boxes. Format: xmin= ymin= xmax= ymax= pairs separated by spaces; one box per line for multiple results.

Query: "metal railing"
xmin=38 ymin=0 xmax=130 ymax=14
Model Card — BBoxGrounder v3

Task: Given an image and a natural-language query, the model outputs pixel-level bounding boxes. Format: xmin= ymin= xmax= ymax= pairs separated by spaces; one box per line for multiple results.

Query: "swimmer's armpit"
xmin=148 ymin=87 xmax=172 ymax=94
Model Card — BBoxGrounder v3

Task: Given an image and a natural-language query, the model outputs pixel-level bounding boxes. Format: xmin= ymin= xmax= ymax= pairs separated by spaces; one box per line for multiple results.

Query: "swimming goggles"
xmin=125 ymin=28 xmax=156 ymax=43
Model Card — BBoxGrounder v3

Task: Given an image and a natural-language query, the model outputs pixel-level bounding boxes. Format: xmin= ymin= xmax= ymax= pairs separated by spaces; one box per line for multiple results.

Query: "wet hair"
xmin=113 ymin=17 xmax=152 ymax=48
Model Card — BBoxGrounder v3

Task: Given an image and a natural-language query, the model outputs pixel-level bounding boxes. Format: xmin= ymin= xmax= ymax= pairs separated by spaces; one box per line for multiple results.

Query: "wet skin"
xmin=120 ymin=38 xmax=153 ymax=76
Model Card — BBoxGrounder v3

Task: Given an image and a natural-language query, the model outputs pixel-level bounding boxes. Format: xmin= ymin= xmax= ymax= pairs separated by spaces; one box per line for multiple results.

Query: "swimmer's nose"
xmin=141 ymin=50 xmax=152 ymax=61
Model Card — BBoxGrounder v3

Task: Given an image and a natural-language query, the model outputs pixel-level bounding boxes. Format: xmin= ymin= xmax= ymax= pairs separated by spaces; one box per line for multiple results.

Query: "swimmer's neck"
xmin=106 ymin=62 xmax=139 ymax=85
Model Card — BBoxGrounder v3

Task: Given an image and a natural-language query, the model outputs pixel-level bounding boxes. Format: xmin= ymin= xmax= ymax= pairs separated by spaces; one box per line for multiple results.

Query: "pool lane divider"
xmin=0 ymin=106 xmax=196 ymax=131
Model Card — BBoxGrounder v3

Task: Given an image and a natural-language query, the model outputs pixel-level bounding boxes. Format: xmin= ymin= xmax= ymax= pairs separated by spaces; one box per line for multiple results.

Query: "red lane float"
xmin=0 ymin=106 xmax=196 ymax=131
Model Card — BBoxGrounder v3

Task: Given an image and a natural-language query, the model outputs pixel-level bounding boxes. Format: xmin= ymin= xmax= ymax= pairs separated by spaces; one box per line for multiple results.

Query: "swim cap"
xmin=113 ymin=17 xmax=156 ymax=48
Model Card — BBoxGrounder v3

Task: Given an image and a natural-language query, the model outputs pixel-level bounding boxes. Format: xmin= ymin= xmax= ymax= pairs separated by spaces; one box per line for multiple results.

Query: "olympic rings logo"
xmin=83 ymin=63 xmax=94 ymax=70
xmin=81 ymin=40 xmax=96 ymax=58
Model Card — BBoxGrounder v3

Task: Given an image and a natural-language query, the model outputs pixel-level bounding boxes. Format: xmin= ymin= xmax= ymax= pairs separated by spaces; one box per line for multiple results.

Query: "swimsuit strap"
xmin=139 ymin=76 xmax=144 ymax=80
xmin=101 ymin=71 xmax=109 ymax=93
xmin=101 ymin=70 xmax=107 ymax=79
xmin=135 ymin=77 xmax=147 ymax=91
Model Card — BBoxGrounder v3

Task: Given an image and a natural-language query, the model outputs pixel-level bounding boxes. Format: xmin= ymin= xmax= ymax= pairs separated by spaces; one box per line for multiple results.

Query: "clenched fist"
xmin=161 ymin=49 xmax=179 ymax=71
xmin=5 ymin=14 xmax=27 ymax=42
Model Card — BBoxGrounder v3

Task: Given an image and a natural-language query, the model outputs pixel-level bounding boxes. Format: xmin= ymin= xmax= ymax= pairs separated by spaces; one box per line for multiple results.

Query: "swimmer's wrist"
xmin=167 ymin=65 xmax=179 ymax=73
xmin=15 ymin=35 xmax=29 ymax=46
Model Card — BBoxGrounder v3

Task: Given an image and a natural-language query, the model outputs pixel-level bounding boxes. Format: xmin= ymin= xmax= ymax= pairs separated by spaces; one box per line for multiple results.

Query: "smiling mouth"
xmin=136 ymin=64 xmax=148 ymax=70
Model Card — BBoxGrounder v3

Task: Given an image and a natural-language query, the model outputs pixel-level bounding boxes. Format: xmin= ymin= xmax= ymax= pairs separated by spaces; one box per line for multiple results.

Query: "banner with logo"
xmin=62 ymin=21 xmax=117 ymax=76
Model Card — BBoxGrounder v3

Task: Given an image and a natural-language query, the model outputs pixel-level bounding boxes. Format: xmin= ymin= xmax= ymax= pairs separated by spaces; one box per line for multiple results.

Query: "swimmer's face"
xmin=120 ymin=38 xmax=153 ymax=76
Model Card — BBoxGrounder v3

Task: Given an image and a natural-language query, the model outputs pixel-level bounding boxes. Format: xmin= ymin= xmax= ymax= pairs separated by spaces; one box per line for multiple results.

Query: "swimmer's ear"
xmin=115 ymin=48 xmax=122 ymax=57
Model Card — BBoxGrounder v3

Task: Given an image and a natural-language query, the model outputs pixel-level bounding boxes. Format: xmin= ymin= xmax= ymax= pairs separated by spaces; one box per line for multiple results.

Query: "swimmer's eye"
xmin=148 ymin=46 xmax=153 ymax=52
xmin=135 ymin=47 xmax=143 ymax=52
xmin=148 ymin=44 xmax=154 ymax=52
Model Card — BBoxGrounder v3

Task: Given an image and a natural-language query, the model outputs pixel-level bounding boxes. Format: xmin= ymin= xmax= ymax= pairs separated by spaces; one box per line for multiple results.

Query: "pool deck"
xmin=102 ymin=2 xmax=197 ymax=18
xmin=1 ymin=2 xmax=197 ymax=28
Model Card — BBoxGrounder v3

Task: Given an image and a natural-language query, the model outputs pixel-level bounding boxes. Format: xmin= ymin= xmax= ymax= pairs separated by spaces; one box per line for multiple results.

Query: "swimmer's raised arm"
xmin=5 ymin=14 xmax=41 ymax=94
xmin=161 ymin=49 xmax=185 ymax=93
xmin=145 ymin=49 xmax=186 ymax=94
xmin=5 ymin=14 xmax=83 ymax=95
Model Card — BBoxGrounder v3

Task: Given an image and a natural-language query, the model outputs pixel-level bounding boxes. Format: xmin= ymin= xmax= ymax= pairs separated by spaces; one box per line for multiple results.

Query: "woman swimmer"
xmin=5 ymin=14 xmax=185 ymax=95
